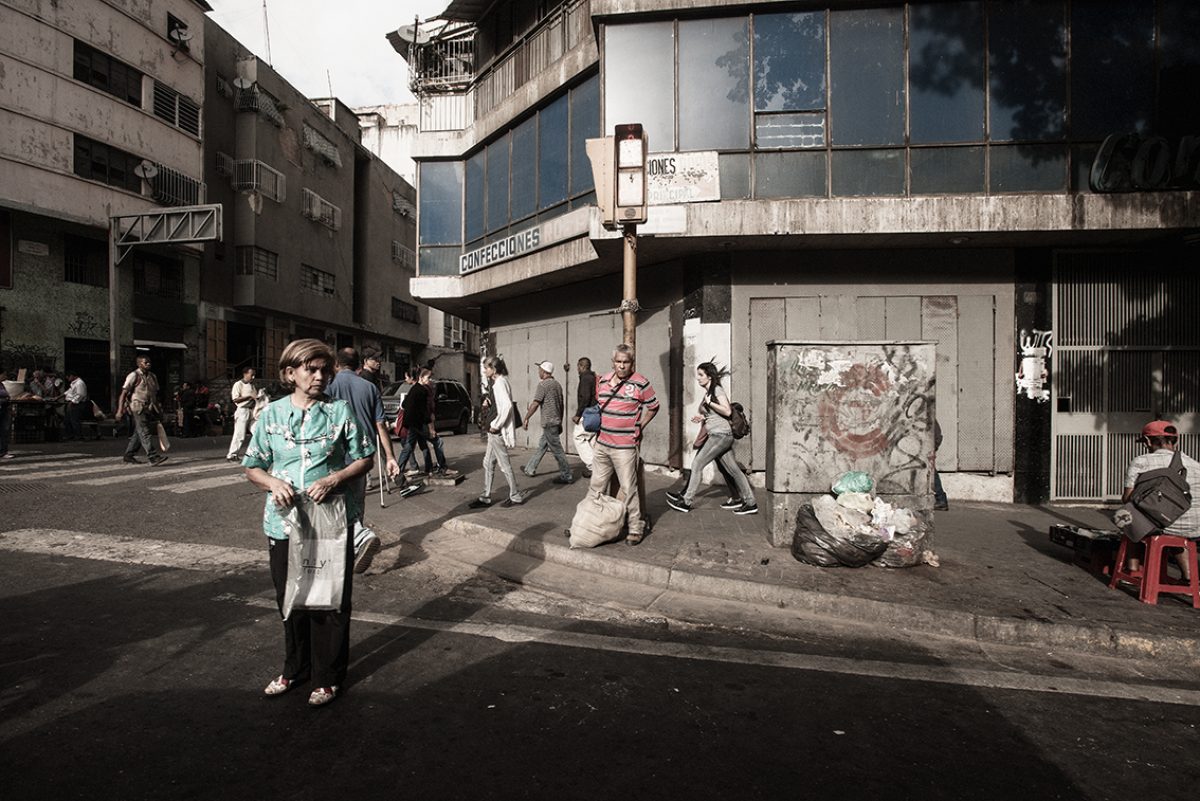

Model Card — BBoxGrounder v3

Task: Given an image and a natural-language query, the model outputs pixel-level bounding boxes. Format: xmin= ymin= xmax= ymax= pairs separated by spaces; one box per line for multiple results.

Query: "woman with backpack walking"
xmin=469 ymin=356 xmax=524 ymax=508
xmin=667 ymin=362 xmax=757 ymax=515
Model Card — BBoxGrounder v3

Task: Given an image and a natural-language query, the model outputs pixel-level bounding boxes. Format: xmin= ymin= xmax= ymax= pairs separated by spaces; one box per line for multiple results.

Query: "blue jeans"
xmin=397 ymin=429 xmax=434 ymax=474
xmin=525 ymin=423 xmax=572 ymax=481
xmin=683 ymin=432 xmax=754 ymax=506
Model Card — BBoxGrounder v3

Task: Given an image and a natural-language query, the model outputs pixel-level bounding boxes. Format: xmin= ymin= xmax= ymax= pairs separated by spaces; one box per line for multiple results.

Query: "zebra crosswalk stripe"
xmin=3 ymin=457 xmax=208 ymax=482
xmin=70 ymin=461 xmax=237 ymax=486
xmin=150 ymin=474 xmax=246 ymax=494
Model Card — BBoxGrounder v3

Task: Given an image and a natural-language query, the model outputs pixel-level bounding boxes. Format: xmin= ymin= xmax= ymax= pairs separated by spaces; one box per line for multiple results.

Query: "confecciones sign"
xmin=1090 ymin=133 xmax=1200 ymax=192
xmin=459 ymin=227 xmax=542 ymax=275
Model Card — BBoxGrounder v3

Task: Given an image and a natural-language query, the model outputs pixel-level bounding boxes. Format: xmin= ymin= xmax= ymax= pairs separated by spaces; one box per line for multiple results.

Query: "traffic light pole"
xmin=621 ymin=223 xmax=638 ymax=350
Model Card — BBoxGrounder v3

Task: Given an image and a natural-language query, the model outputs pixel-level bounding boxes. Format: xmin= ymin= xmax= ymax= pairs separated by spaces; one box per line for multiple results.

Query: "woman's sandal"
xmin=263 ymin=675 xmax=292 ymax=696
xmin=308 ymin=686 xmax=338 ymax=707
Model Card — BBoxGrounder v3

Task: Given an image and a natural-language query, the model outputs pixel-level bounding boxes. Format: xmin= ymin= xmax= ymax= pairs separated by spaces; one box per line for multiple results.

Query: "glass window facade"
xmin=418 ymin=161 xmax=462 ymax=246
xmin=988 ymin=0 xmax=1066 ymax=142
xmin=591 ymin=3 xmax=1191 ymax=201
xmin=486 ymin=133 xmax=510 ymax=233
xmin=604 ymin=22 xmax=675 ymax=149
xmin=679 ymin=18 xmax=750 ymax=151
xmin=829 ymin=8 xmax=905 ymax=146
xmin=538 ymin=95 xmax=569 ymax=211
xmin=908 ymin=2 xmax=985 ymax=144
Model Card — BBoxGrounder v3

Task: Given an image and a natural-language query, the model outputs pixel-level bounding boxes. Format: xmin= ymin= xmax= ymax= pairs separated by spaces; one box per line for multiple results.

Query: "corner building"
xmin=404 ymin=0 xmax=1200 ymax=504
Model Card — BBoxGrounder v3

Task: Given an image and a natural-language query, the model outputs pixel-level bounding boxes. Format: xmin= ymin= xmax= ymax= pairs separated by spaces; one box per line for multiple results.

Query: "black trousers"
xmin=268 ymin=533 xmax=354 ymax=688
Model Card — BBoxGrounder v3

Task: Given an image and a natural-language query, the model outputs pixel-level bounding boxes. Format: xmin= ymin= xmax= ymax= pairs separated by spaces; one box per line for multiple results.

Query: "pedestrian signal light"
xmin=613 ymin=123 xmax=647 ymax=225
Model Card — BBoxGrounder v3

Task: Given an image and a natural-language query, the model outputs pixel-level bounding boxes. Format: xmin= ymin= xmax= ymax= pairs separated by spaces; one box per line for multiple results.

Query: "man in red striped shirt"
xmin=588 ymin=344 xmax=659 ymax=544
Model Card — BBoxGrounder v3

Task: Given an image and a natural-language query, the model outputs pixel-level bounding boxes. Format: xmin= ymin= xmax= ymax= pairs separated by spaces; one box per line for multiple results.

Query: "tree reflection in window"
xmin=753 ymin=12 xmax=826 ymax=148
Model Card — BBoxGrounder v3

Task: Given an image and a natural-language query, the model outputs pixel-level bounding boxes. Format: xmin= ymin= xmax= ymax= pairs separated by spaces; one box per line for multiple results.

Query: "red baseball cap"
xmin=1142 ymin=420 xmax=1179 ymax=439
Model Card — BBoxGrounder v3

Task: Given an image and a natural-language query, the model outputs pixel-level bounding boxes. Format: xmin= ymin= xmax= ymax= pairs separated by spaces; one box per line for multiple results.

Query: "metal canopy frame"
xmin=112 ymin=204 xmax=222 ymax=265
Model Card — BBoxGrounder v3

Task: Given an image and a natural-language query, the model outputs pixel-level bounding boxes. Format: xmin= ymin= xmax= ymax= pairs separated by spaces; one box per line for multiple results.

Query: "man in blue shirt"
xmin=328 ymin=348 xmax=408 ymax=573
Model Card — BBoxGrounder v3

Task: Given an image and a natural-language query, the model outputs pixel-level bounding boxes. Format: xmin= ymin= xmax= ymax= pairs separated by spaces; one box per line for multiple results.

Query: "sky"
xmin=205 ymin=0 xmax=450 ymax=107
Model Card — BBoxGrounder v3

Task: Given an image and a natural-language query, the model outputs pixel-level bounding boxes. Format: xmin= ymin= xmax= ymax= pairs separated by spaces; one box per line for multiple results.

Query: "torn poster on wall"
xmin=1015 ymin=329 xmax=1053 ymax=402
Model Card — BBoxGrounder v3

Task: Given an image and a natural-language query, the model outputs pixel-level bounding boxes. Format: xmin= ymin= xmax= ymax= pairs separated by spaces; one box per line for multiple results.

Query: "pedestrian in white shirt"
xmin=226 ymin=366 xmax=257 ymax=461
xmin=62 ymin=371 xmax=89 ymax=441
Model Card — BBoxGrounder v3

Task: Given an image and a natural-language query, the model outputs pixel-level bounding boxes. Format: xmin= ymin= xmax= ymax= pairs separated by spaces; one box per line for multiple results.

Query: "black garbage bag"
xmin=791 ymin=503 xmax=888 ymax=568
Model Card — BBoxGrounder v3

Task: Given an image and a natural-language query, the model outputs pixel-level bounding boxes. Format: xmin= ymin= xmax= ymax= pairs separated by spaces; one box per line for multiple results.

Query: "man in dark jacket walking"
xmin=570 ymin=357 xmax=597 ymax=477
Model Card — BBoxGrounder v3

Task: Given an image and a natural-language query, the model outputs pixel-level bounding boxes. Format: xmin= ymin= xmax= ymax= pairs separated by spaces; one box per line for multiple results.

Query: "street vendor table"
xmin=9 ymin=398 xmax=64 ymax=443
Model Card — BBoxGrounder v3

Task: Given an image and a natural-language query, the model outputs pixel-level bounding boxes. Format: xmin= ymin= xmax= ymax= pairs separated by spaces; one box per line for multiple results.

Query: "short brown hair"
xmin=278 ymin=338 xmax=334 ymax=390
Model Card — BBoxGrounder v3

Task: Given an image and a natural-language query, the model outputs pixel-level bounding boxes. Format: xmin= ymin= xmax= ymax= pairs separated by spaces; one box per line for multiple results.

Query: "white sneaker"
xmin=353 ymin=532 xmax=381 ymax=573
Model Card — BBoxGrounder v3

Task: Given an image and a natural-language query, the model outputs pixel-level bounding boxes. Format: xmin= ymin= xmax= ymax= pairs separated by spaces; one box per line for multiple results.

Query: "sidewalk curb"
xmin=426 ymin=518 xmax=1200 ymax=664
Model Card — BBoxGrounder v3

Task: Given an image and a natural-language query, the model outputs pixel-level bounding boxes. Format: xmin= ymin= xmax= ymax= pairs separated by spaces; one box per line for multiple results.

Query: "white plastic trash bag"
xmin=281 ymin=494 xmax=348 ymax=620
xmin=569 ymin=490 xmax=627 ymax=549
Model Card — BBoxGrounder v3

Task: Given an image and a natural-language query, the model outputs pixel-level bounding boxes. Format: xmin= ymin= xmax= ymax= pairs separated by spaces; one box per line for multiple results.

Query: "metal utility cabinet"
xmin=765 ymin=341 xmax=937 ymax=547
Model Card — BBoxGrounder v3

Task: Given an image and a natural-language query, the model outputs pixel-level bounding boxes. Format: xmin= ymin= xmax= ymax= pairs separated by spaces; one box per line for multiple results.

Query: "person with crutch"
xmin=327 ymin=348 xmax=405 ymax=574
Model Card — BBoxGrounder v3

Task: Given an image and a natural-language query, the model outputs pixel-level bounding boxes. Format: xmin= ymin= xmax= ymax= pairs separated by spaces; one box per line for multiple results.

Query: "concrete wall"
xmin=1 ymin=0 xmax=206 ymax=228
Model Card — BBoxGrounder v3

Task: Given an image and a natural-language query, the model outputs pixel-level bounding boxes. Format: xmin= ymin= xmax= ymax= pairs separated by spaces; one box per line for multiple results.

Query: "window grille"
xmin=392 ymin=190 xmax=415 ymax=217
xmin=235 ymin=246 xmax=279 ymax=280
xmin=302 ymin=188 xmax=341 ymax=230
xmin=302 ymin=264 xmax=336 ymax=296
xmin=152 ymin=82 xmax=201 ymax=136
xmin=133 ymin=253 xmax=184 ymax=300
xmin=150 ymin=163 xmax=206 ymax=207
xmin=302 ymin=124 xmax=342 ymax=168
xmin=391 ymin=298 xmax=420 ymax=323
xmin=232 ymin=160 xmax=286 ymax=202
xmin=236 ymin=85 xmax=285 ymax=127
xmin=215 ymin=151 xmax=234 ymax=176
xmin=64 ymin=235 xmax=108 ymax=287
xmin=215 ymin=75 xmax=233 ymax=99
xmin=391 ymin=240 xmax=415 ymax=268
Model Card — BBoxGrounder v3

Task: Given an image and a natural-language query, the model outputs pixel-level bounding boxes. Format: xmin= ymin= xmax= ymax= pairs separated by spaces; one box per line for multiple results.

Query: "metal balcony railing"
xmin=232 ymin=159 xmax=286 ymax=202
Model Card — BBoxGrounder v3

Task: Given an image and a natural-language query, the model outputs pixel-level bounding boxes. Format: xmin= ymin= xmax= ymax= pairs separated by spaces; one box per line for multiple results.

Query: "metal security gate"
xmin=1051 ymin=252 xmax=1200 ymax=500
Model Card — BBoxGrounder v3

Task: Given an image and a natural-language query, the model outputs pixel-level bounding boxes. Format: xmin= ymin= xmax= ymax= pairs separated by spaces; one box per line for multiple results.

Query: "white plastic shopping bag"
xmin=281 ymin=494 xmax=348 ymax=619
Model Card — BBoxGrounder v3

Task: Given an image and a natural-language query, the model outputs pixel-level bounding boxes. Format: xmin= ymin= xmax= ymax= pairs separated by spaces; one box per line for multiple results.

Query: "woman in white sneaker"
xmin=667 ymin=362 xmax=757 ymax=515
xmin=470 ymin=357 xmax=523 ymax=508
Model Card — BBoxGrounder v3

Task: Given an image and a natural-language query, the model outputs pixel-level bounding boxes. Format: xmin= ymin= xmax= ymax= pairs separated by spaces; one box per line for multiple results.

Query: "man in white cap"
xmin=522 ymin=360 xmax=573 ymax=484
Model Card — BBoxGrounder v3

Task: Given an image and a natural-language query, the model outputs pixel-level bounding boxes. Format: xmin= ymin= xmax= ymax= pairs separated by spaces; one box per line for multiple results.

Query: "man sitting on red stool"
xmin=1122 ymin=420 xmax=1200 ymax=579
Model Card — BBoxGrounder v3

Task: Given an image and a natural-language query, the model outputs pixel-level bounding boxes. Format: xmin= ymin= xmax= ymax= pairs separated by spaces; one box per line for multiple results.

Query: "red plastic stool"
xmin=1108 ymin=534 xmax=1200 ymax=608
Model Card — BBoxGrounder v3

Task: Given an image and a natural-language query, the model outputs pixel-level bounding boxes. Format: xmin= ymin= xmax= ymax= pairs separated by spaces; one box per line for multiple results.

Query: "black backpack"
xmin=1130 ymin=450 xmax=1192 ymax=528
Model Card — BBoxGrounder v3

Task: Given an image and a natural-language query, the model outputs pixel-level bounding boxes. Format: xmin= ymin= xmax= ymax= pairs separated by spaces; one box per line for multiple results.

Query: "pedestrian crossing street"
xmin=0 ymin=451 xmax=248 ymax=494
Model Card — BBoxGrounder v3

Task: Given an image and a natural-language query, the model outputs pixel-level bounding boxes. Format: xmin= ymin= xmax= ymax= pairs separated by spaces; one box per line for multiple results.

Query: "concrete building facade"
xmin=1 ymin=0 xmax=210 ymax=405
xmin=200 ymin=19 xmax=426 ymax=388
xmin=357 ymin=101 xmax=482 ymax=402
xmin=400 ymin=0 xmax=1200 ymax=504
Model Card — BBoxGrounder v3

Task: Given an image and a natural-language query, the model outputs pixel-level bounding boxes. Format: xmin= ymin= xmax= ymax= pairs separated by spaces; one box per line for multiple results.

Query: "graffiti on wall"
xmin=1015 ymin=329 xmax=1053 ymax=402
xmin=66 ymin=311 xmax=106 ymax=339
xmin=1 ymin=340 xmax=57 ymax=372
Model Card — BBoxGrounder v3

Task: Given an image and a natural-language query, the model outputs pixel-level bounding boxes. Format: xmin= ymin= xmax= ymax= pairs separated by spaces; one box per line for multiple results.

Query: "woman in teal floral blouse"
xmin=243 ymin=338 xmax=375 ymax=707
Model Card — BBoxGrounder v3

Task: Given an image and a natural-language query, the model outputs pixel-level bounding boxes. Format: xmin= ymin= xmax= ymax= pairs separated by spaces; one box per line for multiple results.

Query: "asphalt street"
xmin=2 ymin=436 xmax=1199 ymax=800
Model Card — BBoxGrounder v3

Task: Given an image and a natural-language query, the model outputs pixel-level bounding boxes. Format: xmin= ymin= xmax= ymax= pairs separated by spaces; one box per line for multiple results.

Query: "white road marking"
xmin=150 ymin=474 xmax=246 ymax=493
xmin=69 ymin=461 xmax=235 ymax=486
xmin=2 ymin=457 xmax=208 ymax=482
xmin=0 ymin=456 xmax=126 ymax=474
xmin=0 ymin=453 xmax=89 ymax=469
xmin=0 ymin=529 xmax=261 ymax=572
xmin=220 ymin=594 xmax=1200 ymax=706
xmin=1 ymin=527 xmax=1198 ymax=706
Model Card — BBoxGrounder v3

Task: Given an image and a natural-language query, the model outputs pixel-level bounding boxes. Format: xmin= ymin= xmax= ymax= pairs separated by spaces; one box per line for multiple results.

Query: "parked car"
xmin=381 ymin=379 xmax=473 ymax=435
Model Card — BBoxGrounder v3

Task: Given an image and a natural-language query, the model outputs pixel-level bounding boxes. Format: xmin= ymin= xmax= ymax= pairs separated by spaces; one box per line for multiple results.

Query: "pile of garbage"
xmin=791 ymin=471 xmax=938 ymax=568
